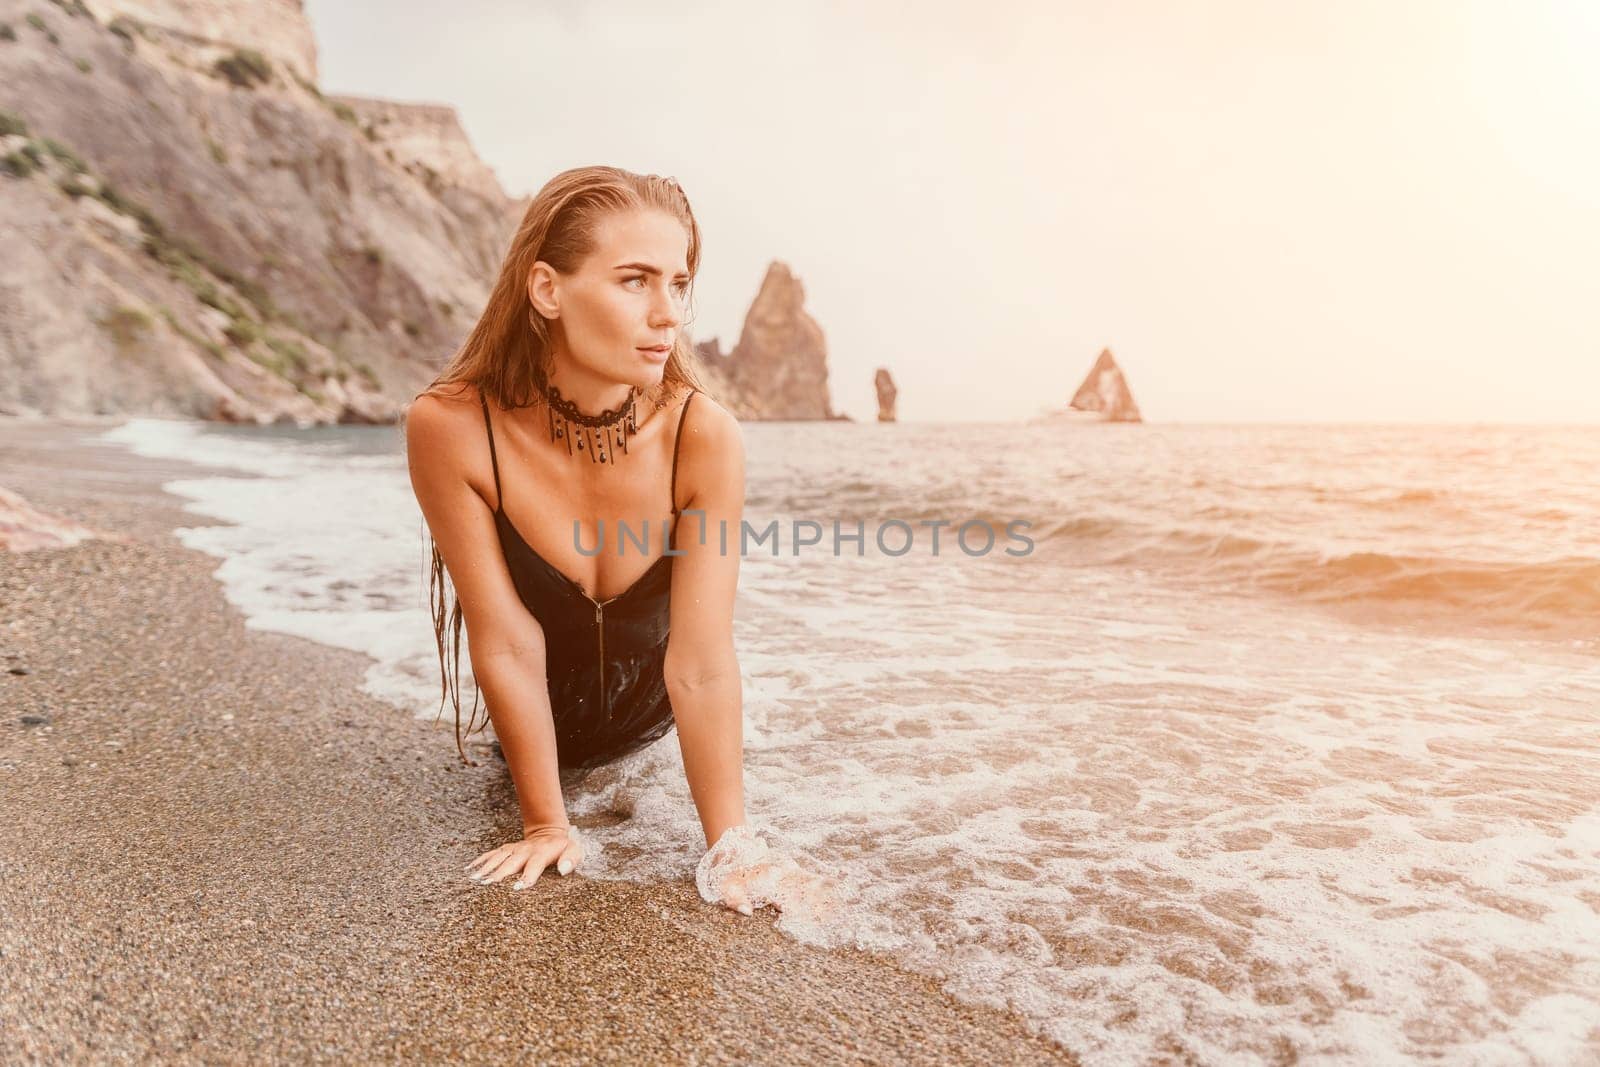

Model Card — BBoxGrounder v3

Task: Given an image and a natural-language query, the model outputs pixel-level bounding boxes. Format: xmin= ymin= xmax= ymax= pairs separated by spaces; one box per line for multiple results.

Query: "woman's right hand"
xmin=464 ymin=823 xmax=586 ymax=889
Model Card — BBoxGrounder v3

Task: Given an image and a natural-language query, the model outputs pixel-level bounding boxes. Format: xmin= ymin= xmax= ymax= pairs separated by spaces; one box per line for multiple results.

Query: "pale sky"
xmin=305 ymin=1 xmax=1599 ymax=423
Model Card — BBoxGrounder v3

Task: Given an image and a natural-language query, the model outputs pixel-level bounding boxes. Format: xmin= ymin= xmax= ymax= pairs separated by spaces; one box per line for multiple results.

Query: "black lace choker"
xmin=533 ymin=369 xmax=639 ymax=465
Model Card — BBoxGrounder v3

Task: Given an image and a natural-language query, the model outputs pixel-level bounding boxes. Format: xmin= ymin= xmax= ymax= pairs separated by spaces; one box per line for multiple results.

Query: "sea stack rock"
xmin=874 ymin=368 xmax=897 ymax=422
xmin=692 ymin=261 xmax=839 ymax=420
xmin=1065 ymin=347 xmax=1142 ymax=422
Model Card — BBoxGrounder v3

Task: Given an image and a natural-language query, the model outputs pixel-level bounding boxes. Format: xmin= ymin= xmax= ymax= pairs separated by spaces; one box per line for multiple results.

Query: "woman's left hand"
xmin=718 ymin=862 xmax=782 ymax=916
xmin=697 ymin=824 xmax=778 ymax=916
xmin=697 ymin=824 xmax=845 ymax=921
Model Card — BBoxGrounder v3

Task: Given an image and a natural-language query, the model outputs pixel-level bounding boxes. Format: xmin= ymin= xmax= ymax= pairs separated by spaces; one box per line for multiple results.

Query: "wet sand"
xmin=0 ymin=416 xmax=1077 ymax=1065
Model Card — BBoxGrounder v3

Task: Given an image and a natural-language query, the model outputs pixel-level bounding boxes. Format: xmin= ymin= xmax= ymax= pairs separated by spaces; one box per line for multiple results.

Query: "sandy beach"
xmin=0 ymin=417 xmax=1076 ymax=1066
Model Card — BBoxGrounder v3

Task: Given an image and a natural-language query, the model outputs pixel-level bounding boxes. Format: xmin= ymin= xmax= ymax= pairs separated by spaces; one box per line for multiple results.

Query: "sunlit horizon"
xmin=306 ymin=1 xmax=1600 ymax=425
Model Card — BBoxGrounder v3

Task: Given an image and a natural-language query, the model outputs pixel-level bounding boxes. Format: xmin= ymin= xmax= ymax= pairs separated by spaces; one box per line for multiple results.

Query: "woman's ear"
xmin=527 ymin=262 xmax=560 ymax=320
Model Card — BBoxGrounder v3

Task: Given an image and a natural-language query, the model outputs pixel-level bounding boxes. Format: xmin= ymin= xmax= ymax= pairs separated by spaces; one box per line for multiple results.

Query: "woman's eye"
xmin=624 ymin=275 xmax=689 ymax=297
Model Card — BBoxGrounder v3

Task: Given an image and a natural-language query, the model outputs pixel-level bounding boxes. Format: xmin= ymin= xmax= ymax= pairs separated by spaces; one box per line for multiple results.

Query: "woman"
xmin=405 ymin=166 xmax=766 ymax=916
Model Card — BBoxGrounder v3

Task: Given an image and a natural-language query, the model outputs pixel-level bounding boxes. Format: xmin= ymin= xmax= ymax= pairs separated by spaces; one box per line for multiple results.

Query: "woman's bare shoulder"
xmin=409 ymin=380 xmax=484 ymax=417
xmin=675 ymin=390 xmax=744 ymax=509
xmin=681 ymin=389 xmax=740 ymax=444
xmin=406 ymin=382 xmax=485 ymax=438
xmin=404 ymin=383 xmax=492 ymax=501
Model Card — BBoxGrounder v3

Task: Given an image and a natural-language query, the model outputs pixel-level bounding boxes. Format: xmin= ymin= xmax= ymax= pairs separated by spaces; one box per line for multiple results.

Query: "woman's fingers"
xmin=465 ymin=847 xmax=508 ymax=880
xmin=720 ymin=868 xmax=755 ymax=915
xmin=556 ymin=835 xmax=584 ymax=877
xmin=509 ymin=845 xmax=550 ymax=889
xmin=477 ymin=848 xmax=528 ymax=884
xmin=463 ymin=828 xmax=596 ymax=889
xmin=465 ymin=838 xmax=571 ymax=888
xmin=464 ymin=847 xmax=501 ymax=873
xmin=720 ymin=862 xmax=799 ymax=916
xmin=467 ymin=844 xmax=528 ymax=883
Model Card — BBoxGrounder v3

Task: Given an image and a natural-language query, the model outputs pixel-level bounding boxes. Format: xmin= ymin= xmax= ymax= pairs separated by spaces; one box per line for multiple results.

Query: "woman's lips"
xmin=637 ymin=345 xmax=671 ymax=363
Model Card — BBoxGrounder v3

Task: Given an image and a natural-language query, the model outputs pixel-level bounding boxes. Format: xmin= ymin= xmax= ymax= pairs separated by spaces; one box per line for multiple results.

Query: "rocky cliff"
xmin=692 ymin=261 xmax=842 ymax=421
xmin=0 ymin=0 xmax=519 ymax=424
xmin=84 ymin=0 xmax=318 ymax=82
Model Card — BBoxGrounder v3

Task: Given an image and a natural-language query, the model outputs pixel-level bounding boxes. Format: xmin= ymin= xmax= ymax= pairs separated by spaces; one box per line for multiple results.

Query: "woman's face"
xmin=529 ymin=208 xmax=691 ymax=393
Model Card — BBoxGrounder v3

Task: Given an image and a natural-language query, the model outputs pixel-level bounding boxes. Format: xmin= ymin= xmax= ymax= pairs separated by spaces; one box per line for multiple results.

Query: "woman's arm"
xmin=662 ymin=397 xmax=748 ymax=850
xmin=405 ymin=394 xmax=567 ymax=835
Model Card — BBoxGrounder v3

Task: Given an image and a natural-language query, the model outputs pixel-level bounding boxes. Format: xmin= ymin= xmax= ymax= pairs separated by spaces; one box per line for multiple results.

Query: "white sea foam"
xmin=95 ymin=416 xmax=1600 ymax=1065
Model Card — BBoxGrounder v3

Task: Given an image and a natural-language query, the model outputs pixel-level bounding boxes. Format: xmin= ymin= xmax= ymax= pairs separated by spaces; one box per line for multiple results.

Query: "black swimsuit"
xmin=480 ymin=390 xmax=698 ymax=770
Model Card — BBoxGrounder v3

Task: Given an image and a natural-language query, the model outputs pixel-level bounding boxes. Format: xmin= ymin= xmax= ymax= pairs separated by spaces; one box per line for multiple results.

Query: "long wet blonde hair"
xmin=412 ymin=166 xmax=710 ymax=765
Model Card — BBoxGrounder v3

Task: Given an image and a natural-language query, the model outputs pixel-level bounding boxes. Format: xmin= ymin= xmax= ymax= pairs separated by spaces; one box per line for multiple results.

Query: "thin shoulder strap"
xmin=479 ymin=392 xmax=503 ymax=510
xmin=669 ymin=390 xmax=698 ymax=513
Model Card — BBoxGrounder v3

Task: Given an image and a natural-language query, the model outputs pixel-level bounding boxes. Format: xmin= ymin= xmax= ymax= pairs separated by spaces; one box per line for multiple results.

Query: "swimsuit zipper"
xmin=567 ymin=538 xmax=664 ymax=726
xmin=595 ymin=599 xmax=607 ymax=723
xmin=566 ymin=581 xmax=621 ymax=725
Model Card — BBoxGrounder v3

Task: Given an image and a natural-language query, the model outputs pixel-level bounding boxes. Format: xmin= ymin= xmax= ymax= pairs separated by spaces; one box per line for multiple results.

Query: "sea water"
xmin=97 ymin=416 xmax=1600 ymax=1065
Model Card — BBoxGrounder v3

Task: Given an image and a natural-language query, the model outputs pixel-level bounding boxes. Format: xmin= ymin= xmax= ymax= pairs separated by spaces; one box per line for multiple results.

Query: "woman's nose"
xmin=651 ymin=294 xmax=681 ymax=328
